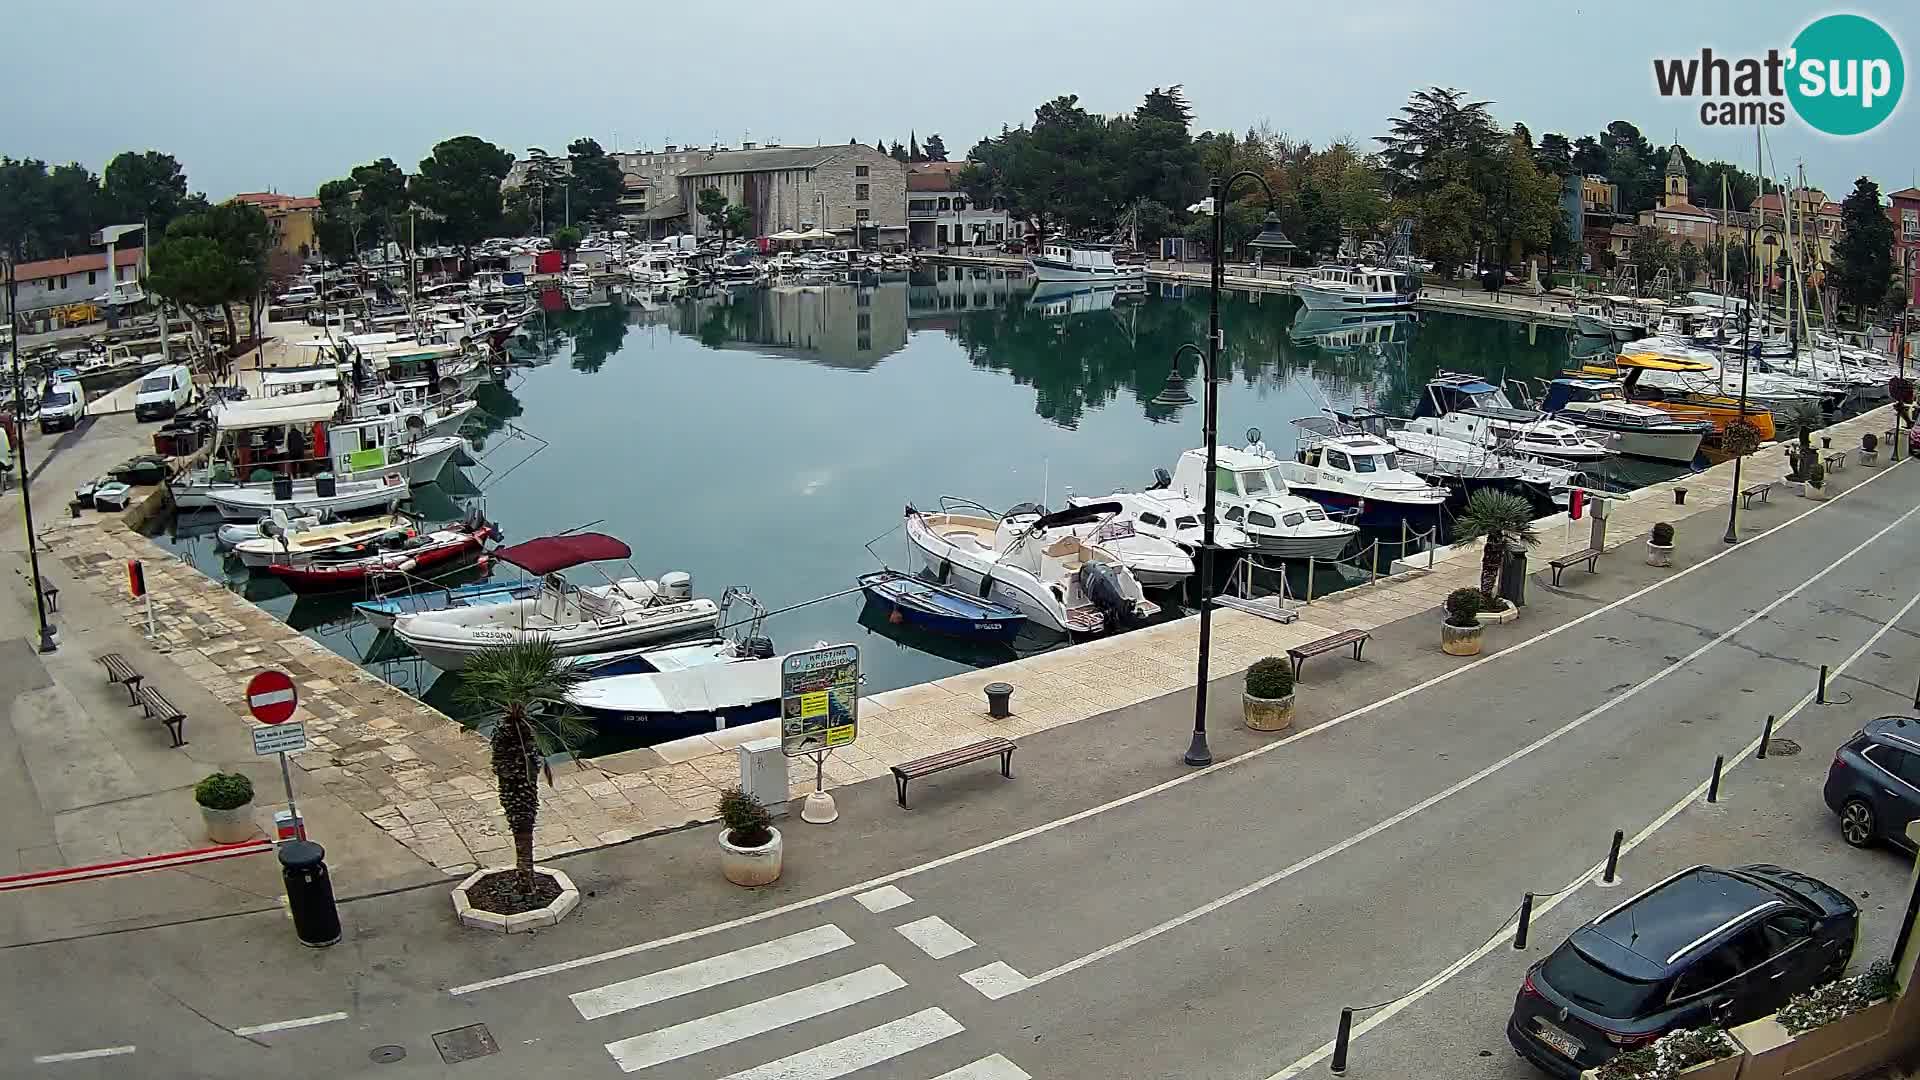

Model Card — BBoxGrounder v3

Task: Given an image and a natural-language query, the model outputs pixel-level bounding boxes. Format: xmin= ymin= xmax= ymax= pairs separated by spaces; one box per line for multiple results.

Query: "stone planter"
xmin=1646 ymin=541 xmax=1673 ymax=567
xmin=1475 ymin=599 xmax=1517 ymax=625
xmin=1243 ymin=691 xmax=1295 ymax=732
xmin=720 ymin=826 xmax=783 ymax=886
xmin=1441 ymin=620 xmax=1483 ymax=656
xmin=200 ymin=801 xmax=256 ymax=844
xmin=1858 ymin=448 xmax=1879 ymax=467
xmin=1784 ymin=478 xmax=1807 ymax=497
xmin=1578 ymin=1053 xmax=1743 ymax=1079
xmin=1730 ymin=998 xmax=1899 ymax=1078
xmin=1807 ymin=482 xmax=1829 ymax=501
xmin=452 ymin=865 xmax=581 ymax=933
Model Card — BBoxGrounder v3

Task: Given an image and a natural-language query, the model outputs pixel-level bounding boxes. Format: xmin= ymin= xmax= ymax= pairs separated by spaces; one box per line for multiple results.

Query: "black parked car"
xmin=1507 ymin=864 xmax=1857 ymax=1077
xmin=1824 ymin=716 xmax=1920 ymax=849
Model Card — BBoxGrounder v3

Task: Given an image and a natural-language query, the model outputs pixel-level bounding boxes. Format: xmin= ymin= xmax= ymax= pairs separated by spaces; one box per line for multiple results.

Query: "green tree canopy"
xmin=1378 ymin=87 xmax=1498 ymax=196
xmin=101 ymin=150 xmax=190 ymax=230
xmin=412 ymin=136 xmax=513 ymax=253
xmin=347 ymin=157 xmax=409 ymax=247
xmin=922 ymin=133 xmax=948 ymax=162
xmin=1832 ymin=176 xmax=1895 ymax=324
xmin=696 ymin=188 xmax=729 ymax=234
xmin=566 ymin=138 xmax=625 ymax=225
xmin=550 ymin=225 xmax=582 ymax=254
xmin=314 ymin=178 xmax=359 ymax=261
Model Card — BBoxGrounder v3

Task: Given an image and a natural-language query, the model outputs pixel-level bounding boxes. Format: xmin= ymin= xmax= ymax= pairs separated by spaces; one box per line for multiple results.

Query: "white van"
xmin=38 ymin=381 xmax=86 ymax=433
xmin=133 ymin=364 xmax=194 ymax=421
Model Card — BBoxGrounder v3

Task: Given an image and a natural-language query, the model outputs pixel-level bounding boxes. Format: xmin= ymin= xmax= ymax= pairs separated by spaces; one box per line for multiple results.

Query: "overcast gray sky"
xmin=4 ymin=1 xmax=1912 ymax=201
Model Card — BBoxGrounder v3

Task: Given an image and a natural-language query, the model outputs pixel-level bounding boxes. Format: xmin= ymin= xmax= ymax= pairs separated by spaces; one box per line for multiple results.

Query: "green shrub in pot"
xmin=1444 ymin=587 xmax=1485 ymax=627
xmin=1651 ymin=522 xmax=1674 ymax=546
xmin=194 ymin=772 xmax=254 ymax=810
xmin=1245 ymin=657 xmax=1295 ymax=700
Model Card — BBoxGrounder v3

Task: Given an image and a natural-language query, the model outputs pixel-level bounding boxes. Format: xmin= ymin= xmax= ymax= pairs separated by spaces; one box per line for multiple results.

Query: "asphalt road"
xmin=4 ymin=461 xmax=1919 ymax=1080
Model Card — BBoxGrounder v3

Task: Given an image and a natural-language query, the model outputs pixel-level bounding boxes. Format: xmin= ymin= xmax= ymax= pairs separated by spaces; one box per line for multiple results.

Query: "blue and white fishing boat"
xmin=858 ymin=570 xmax=1027 ymax=642
xmin=352 ymin=579 xmax=539 ymax=631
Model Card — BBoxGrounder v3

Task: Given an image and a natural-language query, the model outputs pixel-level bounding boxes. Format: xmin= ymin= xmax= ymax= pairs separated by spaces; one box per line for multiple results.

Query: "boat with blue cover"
xmin=858 ymin=569 xmax=1028 ymax=642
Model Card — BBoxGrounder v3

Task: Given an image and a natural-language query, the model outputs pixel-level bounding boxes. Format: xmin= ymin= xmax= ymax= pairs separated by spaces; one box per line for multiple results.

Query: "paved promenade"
xmin=11 ymin=399 xmax=1899 ymax=905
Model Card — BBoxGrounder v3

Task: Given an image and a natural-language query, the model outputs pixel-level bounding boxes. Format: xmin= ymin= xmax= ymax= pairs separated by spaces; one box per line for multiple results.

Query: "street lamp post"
xmin=3 ymin=246 xmax=60 ymax=652
xmin=1154 ymin=172 xmax=1292 ymax=766
xmin=1724 ymin=229 xmax=1769 ymax=545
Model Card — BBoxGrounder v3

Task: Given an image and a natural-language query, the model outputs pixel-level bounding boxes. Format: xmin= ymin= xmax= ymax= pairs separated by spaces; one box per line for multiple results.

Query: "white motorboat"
xmin=1165 ymin=449 xmax=1358 ymax=561
xmin=627 ymin=252 xmax=689 ymax=290
xmin=1043 ymin=504 xmax=1194 ymax=589
xmin=231 ymin=511 xmax=417 ymax=569
xmin=1411 ymin=373 xmax=1612 ymax=462
xmin=1271 ymin=420 xmax=1451 ymax=530
xmin=1025 ymin=243 xmax=1146 ymax=284
xmin=902 ymin=500 xmax=1158 ymax=636
xmin=1538 ymin=378 xmax=1713 ymax=463
xmin=217 ymin=511 xmax=323 ymax=548
xmin=208 ymin=473 xmax=410 ymax=521
xmin=391 ymin=532 xmax=721 ymax=671
xmin=1066 ymin=487 xmax=1254 ymax=557
xmin=1292 ymin=264 xmax=1416 ymax=312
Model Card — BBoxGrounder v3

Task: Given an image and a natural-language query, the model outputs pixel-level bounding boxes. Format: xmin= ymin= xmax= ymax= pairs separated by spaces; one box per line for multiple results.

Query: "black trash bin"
xmin=314 ymin=472 xmax=336 ymax=498
xmin=271 ymin=474 xmax=294 ymax=501
xmin=278 ymin=840 xmax=341 ymax=947
xmin=1497 ymin=548 xmax=1528 ymax=608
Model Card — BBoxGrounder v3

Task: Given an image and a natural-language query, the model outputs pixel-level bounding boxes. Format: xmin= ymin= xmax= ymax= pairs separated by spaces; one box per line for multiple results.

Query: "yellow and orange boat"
xmin=1569 ymin=352 xmax=1775 ymax=441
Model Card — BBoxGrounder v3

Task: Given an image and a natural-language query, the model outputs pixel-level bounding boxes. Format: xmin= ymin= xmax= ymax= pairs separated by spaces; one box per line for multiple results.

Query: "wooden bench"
xmin=36 ymin=576 xmax=58 ymax=614
xmin=1739 ymin=481 xmax=1773 ymax=509
xmin=1548 ymin=548 xmax=1602 ymax=586
xmin=892 ymin=737 xmax=1015 ymax=808
xmin=136 ymin=685 xmax=187 ymax=748
xmin=1286 ymin=628 xmax=1371 ymax=681
xmin=1825 ymin=450 xmax=1848 ymax=473
xmin=98 ymin=653 xmax=143 ymax=704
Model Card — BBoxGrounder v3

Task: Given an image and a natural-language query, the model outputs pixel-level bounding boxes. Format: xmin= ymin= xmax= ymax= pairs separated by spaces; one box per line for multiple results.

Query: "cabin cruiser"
xmin=1038 ymin=503 xmax=1194 ymax=589
xmin=1025 ymin=243 xmax=1145 ymax=284
xmin=1616 ymin=340 xmax=1824 ymax=414
xmin=902 ymin=500 xmax=1158 ymax=636
xmin=1537 ymin=379 xmax=1713 ymax=463
xmin=1572 ymin=295 xmax=1648 ymax=340
xmin=1067 ymin=485 xmax=1253 ymax=558
xmin=1606 ymin=353 xmax=1777 ymax=440
xmin=1162 ymin=448 xmax=1358 ymax=560
xmin=1270 ymin=420 xmax=1451 ymax=530
xmin=1372 ymin=417 xmax=1579 ymax=509
xmin=627 ymin=252 xmax=690 ymax=291
xmin=1292 ymin=265 xmax=1416 ymax=312
xmin=1409 ymin=373 xmax=1612 ymax=462
xmin=392 ymin=532 xmax=721 ymax=671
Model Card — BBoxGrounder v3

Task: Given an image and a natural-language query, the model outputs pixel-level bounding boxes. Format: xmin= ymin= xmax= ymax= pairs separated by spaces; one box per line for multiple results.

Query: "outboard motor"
xmin=1079 ymin=562 xmax=1136 ymax=632
xmin=659 ymin=571 xmax=693 ymax=602
xmin=1147 ymin=468 xmax=1172 ymax=491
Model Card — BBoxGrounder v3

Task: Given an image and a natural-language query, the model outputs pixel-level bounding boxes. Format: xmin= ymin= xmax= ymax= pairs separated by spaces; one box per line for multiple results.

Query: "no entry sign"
xmin=246 ymin=670 xmax=299 ymax=725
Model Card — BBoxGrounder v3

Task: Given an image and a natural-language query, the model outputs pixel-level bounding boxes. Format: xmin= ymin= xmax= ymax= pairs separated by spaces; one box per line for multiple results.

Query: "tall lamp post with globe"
xmin=1152 ymin=171 xmax=1294 ymax=766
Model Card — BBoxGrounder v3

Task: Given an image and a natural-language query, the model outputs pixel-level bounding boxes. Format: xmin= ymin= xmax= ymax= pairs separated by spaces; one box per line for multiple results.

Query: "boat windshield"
xmin=1238 ymin=468 xmax=1275 ymax=495
xmin=1351 ymin=454 xmax=1380 ymax=473
xmin=1173 ymin=516 xmax=1199 ymax=530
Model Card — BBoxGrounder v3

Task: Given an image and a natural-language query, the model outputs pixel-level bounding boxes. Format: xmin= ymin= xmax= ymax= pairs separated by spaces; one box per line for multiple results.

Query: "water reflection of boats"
xmin=1287 ymin=309 xmax=1417 ymax=353
xmin=1030 ymin=279 xmax=1146 ymax=318
xmin=856 ymin=598 xmax=1053 ymax=669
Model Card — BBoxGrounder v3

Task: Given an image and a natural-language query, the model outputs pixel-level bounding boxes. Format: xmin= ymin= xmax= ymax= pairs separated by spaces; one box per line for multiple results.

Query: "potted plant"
xmin=1722 ymin=419 xmax=1761 ymax=459
xmin=1593 ymin=1025 xmax=1740 ymax=1080
xmin=1890 ymin=374 xmax=1914 ymax=405
xmin=1858 ymin=431 xmax=1879 ymax=467
xmin=1242 ymin=657 xmax=1295 ymax=732
xmin=1452 ymin=490 xmax=1538 ymax=622
xmin=1647 ymin=522 xmax=1675 ymax=567
xmin=1441 ymin=588 xmax=1485 ymax=656
xmin=195 ymin=772 xmax=256 ymax=844
xmin=1806 ymin=459 xmax=1828 ymax=500
xmin=718 ymin=787 xmax=782 ymax=886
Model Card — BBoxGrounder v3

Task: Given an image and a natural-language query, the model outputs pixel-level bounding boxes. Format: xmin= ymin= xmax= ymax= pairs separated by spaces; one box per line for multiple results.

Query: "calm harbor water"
xmin=157 ymin=270 xmax=1688 ymax=747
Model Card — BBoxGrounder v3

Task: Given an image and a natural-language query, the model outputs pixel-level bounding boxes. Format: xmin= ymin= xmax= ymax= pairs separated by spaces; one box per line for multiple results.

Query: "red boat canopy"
xmin=494 ymin=532 xmax=631 ymax=575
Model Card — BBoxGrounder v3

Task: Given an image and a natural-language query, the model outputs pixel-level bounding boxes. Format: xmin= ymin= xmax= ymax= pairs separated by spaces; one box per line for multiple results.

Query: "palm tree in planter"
xmin=454 ymin=638 xmax=592 ymax=913
xmin=1452 ymin=490 xmax=1539 ymax=618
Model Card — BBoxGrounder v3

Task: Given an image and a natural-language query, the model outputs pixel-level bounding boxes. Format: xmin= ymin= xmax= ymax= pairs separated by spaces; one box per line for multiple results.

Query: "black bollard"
xmin=1707 ymin=755 xmax=1725 ymax=804
xmin=1818 ymin=665 xmax=1829 ymax=704
xmin=1330 ymin=1008 xmax=1354 ymax=1075
xmin=279 ymin=840 xmax=341 ymax=947
xmin=1603 ymin=829 xmax=1624 ymax=885
xmin=1759 ymin=714 xmax=1775 ymax=759
xmin=1514 ymin=892 xmax=1534 ymax=950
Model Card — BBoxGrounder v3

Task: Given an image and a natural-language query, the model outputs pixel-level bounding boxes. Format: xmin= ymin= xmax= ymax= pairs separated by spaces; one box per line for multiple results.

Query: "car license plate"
xmin=1534 ymin=1020 xmax=1584 ymax=1059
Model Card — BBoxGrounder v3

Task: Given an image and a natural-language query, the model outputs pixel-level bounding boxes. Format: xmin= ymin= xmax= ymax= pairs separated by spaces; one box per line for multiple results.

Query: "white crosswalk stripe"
xmin=603 ymin=964 xmax=906 ymax=1073
xmin=572 ymin=925 xmax=854 ymax=1020
xmin=894 ymin=915 xmax=976 ymax=960
xmin=932 ymin=1054 xmax=1034 ymax=1080
xmin=714 ymin=1007 xmax=963 ymax=1080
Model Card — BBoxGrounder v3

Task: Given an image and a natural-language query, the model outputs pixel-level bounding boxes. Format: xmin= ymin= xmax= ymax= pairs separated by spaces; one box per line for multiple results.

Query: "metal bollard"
xmin=1707 ymin=755 xmax=1725 ymax=804
xmin=279 ymin=840 xmax=341 ymax=947
xmin=1330 ymin=1008 xmax=1353 ymax=1075
xmin=1603 ymin=829 xmax=1624 ymax=885
xmin=1306 ymin=559 xmax=1316 ymax=603
xmin=1514 ymin=892 xmax=1534 ymax=950
xmin=1759 ymin=715 xmax=1775 ymax=759
xmin=1818 ymin=664 xmax=1829 ymax=704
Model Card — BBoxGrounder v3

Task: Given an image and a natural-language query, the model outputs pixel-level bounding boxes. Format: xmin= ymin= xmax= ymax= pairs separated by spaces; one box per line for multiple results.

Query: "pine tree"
xmin=909 ymin=131 xmax=924 ymax=163
xmin=889 ymin=141 xmax=910 ymax=163
xmin=1832 ymin=176 xmax=1895 ymax=325
xmin=923 ymin=133 xmax=948 ymax=162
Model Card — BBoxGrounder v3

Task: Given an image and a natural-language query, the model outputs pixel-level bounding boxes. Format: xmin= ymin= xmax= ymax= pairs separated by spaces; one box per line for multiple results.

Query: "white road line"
xmin=31 ymin=1046 xmax=136 ymax=1064
xmin=932 ymin=1054 xmax=1035 ymax=1080
xmin=960 ymin=961 xmax=1031 ymax=1000
xmin=854 ymin=885 xmax=914 ymax=913
xmin=895 ymin=915 xmax=977 ymax=959
xmin=715 ymin=1007 xmax=963 ymax=1080
xmin=445 ymin=459 xmax=1907 ymax=998
xmin=994 ymin=494 xmax=1920 ymax=995
xmin=231 ymin=1011 xmax=349 ymax=1037
xmin=572 ymin=925 xmax=854 ymax=1020
xmin=1262 ymin=580 xmax=1920 ymax=1079
xmin=604 ymin=964 xmax=905 ymax=1074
